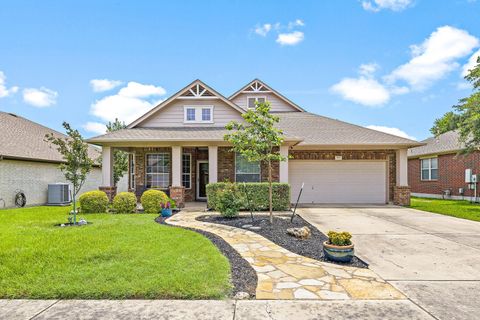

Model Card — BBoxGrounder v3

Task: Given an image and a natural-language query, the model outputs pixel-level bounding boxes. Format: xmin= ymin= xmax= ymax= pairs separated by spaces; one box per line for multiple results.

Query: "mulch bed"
xmin=155 ymin=214 xmax=257 ymax=298
xmin=196 ymin=213 xmax=368 ymax=269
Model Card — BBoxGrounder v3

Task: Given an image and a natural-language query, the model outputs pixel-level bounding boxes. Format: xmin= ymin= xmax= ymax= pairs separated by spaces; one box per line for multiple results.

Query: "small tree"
xmin=45 ymin=122 xmax=94 ymax=224
xmin=224 ymin=101 xmax=287 ymax=223
xmin=106 ymin=119 xmax=128 ymax=186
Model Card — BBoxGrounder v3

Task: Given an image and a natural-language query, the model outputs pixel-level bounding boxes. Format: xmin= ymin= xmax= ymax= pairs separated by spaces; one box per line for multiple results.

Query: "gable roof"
xmin=408 ymin=130 xmax=464 ymax=158
xmin=229 ymin=79 xmax=305 ymax=112
xmin=127 ymin=79 xmax=245 ymax=128
xmin=0 ymin=111 xmax=100 ymax=164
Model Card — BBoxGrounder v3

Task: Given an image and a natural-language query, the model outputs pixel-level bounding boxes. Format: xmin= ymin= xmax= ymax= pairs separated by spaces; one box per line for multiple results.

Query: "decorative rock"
xmin=233 ymin=291 xmax=250 ymax=300
xmin=286 ymin=226 xmax=311 ymax=239
xmin=242 ymin=224 xmax=253 ymax=228
xmin=78 ymin=219 xmax=87 ymax=226
xmin=249 ymin=226 xmax=262 ymax=231
xmin=60 ymin=224 xmax=65 ymax=227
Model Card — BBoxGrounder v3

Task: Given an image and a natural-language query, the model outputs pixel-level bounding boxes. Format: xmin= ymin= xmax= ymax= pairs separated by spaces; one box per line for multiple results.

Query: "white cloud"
xmin=362 ymin=0 xmax=413 ymax=12
xmin=288 ymin=19 xmax=305 ymax=29
xmin=359 ymin=63 xmax=379 ymax=76
xmin=254 ymin=23 xmax=272 ymax=37
xmin=387 ymin=26 xmax=479 ymax=90
xmin=331 ymin=77 xmax=390 ymax=106
xmin=0 ymin=71 xmax=19 ymax=98
xmin=90 ymin=81 xmax=166 ymax=123
xmin=461 ymin=49 xmax=480 ymax=77
xmin=276 ymin=31 xmax=304 ymax=46
xmin=22 ymin=87 xmax=58 ymax=107
xmin=83 ymin=122 xmax=107 ymax=135
xmin=366 ymin=125 xmax=416 ymax=140
xmin=90 ymin=79 xmax=123 ymax=92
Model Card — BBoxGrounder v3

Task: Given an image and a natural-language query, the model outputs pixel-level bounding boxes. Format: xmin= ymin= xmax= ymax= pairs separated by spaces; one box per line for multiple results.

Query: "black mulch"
xmin=155 ymin=215 xmax=257 ymax=298
xmin=196 ymin=213 xmax=368 ymax=269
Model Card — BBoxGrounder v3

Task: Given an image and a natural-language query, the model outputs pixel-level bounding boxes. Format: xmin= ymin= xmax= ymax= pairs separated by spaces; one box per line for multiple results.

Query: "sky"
xmin=1 ymin=0 xmax=479 ymax=141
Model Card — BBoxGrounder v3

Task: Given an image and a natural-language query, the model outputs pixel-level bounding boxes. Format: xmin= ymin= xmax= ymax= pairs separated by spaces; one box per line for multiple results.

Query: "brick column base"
xmin=169 ymin=186 xmax=185 ymax=208
xmin=393 ymin=186 xmax=411 ymax=206
xmin=99 ymin=186 xmax=117 ymax=202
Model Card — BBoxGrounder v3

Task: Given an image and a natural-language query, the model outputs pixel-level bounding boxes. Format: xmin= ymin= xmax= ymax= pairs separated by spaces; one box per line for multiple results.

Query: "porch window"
xmin=421 ymin=157 xmax=438 ymax=181
xmin=129 ymin=154 xmax=135 ymax=189
xmin=182 ymin=153 xmax=191 ymax=189
xmin=146 ymin=153 xmax=170 ymax=189
xmin=235 ymin=153 xmax=261 ymax=182
xmin=247 ymin=96 xmax=266 ymax=109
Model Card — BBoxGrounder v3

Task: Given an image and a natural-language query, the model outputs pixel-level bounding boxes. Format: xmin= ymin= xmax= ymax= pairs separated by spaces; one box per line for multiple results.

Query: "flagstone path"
xmin=166 ymin=212 xmax=405 ymax=300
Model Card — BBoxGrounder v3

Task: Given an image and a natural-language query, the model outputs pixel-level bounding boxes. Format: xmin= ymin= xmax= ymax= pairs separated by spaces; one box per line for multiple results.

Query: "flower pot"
xmin=161 ymin=208 xmax=172 ymax=217
xmin=323 ymin=241 xmax=354 ymax=263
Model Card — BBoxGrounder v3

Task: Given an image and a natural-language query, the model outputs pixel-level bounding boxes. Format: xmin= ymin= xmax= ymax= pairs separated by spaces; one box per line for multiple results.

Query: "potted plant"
xmin=161 ymin=201 xmax=172 ymax=217
xmin=323 ymin=231 xmax=354 ymax=262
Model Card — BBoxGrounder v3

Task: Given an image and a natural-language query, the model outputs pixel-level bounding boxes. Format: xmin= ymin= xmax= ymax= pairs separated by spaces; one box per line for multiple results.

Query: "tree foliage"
xmin=106 ymin=118 xmax=128 ymax=186
xmin=224 ymin=101 xmax=287 ymax=223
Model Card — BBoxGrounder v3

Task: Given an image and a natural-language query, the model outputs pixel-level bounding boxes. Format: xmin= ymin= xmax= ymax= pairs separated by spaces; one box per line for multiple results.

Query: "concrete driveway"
xmin=299 ymin=205 xmax=480 ymax=320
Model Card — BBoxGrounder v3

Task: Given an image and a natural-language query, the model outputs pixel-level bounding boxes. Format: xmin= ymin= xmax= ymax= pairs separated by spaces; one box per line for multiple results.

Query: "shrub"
xmin=216 ymin=183 xmax=242 ymax=218
xmin=206 ymin=182 xmax=290 ymax=211
xmin=79 ymin=190 xmax=109 ymax=213
xmin=140 ymin=189 xmax=169 ymax=214
xmin=168 ymin=197 xmax=177 ymax=209
xmin=112 ymin=192 xmax=137 ymax=213
xmin=327 ymin=231 xmax=352 ymax=246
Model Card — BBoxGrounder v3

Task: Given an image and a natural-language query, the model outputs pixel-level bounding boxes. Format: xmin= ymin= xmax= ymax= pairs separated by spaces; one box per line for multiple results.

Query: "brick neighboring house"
xmin=87 ymin=79 xmax=422 ymax=207
xmin=408 ymin=130 xmax=480 ymax=200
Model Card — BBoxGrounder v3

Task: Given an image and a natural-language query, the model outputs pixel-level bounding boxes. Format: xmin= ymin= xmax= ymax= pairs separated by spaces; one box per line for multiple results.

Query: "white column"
xmin=208 ymin=146 xmax=218 ymax=184
xmin=171 ymin=146 xmax=182 ymax=186
xmin=279 ymin=145 xmax=289 ymax=183
xmin=101 ymin=146 xmax=114 ymax=186
xmin=396 ymin=148 xmax=408 ymax=186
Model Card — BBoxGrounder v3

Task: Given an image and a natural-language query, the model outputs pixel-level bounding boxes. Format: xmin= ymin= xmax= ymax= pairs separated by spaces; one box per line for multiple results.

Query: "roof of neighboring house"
xmin=408 ymin=130 xmax=464 ymax=158
xmin=0 ymin=111 xmax=101 ymax=163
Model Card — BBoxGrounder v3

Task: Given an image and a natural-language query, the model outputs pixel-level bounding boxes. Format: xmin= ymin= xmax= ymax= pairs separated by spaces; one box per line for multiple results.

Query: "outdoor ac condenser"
xmin=47 ymin=183 xmax=71 ymax=205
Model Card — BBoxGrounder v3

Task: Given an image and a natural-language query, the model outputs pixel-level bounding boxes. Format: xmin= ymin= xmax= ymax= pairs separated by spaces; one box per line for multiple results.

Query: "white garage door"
xmin=289 ymin=160 xmax=387 ymax=204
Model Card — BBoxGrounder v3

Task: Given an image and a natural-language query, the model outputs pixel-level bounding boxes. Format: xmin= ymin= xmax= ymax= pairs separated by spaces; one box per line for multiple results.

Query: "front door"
xmin=197 ymin=161 xmax=209 ymax=200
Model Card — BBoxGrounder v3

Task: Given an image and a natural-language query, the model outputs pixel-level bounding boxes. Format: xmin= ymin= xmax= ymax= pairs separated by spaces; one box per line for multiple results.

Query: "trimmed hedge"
xmin=216 ymin=183 xmax=242 ymax=218
xmin=79 ymin=190 xmax=109 ymax=213
xmin=140 ymin=189 xmax=169 ymax=214
xmin=206 ymin=182 xmax=290 ymax=211
xmin=112 ymin=192 xmax=137 ymax=213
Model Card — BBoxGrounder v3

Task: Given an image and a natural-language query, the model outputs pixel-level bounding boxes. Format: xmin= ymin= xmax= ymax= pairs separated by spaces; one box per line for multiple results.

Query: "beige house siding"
xmin=231 ymin=92 xmax=300 ymax=112
xmin=137 ymin=99 xmax=244 ymax=128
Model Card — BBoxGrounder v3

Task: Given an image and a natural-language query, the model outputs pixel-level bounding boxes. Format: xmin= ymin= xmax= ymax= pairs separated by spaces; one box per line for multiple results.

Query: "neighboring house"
xmin=87 ymin=79 xmax=421 ymax=207
xmin=0 ymin=112 xmax=127 ymax=208
xmin=408 ymin=130 xmax=480 ymax=200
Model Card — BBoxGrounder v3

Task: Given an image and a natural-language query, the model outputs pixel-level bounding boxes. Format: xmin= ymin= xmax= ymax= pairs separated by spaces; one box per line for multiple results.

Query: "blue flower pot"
xmin=323 ymin=241 xmax=354 ymax=263
xmin=161 ymin=208 xmax=172 ymax=217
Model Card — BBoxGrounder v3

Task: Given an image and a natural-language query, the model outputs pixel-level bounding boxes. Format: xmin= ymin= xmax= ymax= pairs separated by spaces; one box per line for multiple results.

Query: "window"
xmin=129 ymin=154 xmax=135 ymax=189
xmin=182 ymin=153 xmax=191 ymax=189
xmin=421 ymin=157 xmax=438 ymax=181
xmin=184 ymin=106 xmax=214 ymax=123
xmin=235 ymin=153 xmax=261 ymax=182
xmin=247 ymin=96 xmax=266 ymax=109
xmin=146 ymin=153 xmax=170 ymax=188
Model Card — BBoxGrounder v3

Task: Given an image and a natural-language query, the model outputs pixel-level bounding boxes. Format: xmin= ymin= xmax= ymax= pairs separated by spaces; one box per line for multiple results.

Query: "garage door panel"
xmin=289 ymin=161 xmax=387 ymax=204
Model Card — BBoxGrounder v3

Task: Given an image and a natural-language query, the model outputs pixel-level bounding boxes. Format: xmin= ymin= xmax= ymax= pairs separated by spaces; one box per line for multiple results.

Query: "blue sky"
xmin=1 ymin=0 xmax=479 ymax=141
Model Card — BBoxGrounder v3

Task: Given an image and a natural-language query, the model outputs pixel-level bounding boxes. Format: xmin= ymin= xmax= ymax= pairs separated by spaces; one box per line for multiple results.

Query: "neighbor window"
xmin=182 ymin=153 xmax=191 ymax=189
xmin=184 ymin=106 xmax=214 ymax=123
xmin=129 ymin=154 xmax=135 ymax=189
xmin=421 ymin=157 xmax=438 ymax=181
xmin=247 ymin=96 xmax=266 ymax=109
xmin=146 ymin=153 xmax=170 ymax=188
xmin=235 ymin=153 xmax=261 ymax=182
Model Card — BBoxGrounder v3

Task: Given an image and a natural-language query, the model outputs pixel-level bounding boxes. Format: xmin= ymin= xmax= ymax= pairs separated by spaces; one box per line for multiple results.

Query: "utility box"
xmin=465 ymin=169 xmax=473 ymax=183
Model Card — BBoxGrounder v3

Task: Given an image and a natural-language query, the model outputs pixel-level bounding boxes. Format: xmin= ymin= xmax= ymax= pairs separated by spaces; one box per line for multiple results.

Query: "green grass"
xmin=0 ymin=206 xmax=231 ymax=299
xmin=410 ymin=197 xmax=480 ymax=222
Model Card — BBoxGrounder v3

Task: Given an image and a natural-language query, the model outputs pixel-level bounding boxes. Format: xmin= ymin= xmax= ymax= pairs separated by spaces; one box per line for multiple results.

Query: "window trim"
xmin=234 ymin=152 xmax=261 ymax=183
xmin=129 ymin=153 xmax=135 ymax=189
xmin=182 ymin=153 xmax=192 ymax=189
xmin=145 ymin=152 xmax=171 ymax=189
xmin=246 ymin=96 xmax=266 ymax=109
xmin=420 ymin=157 xmax=438 ymax=181
xmin=183 ymin=105 xmax=214 ymax=124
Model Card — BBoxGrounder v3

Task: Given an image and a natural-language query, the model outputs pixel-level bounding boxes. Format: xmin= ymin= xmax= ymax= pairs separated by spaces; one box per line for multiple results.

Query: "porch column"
xmin=171 ymin=146 xmax=182 ymax=186
xmin=99 ymin=146 xmax=116 ymax=201
xmin=279 ymin=145 xmax=289 ymax=183
xmin=208 ymin=146 xmax=218 ymax=183
xmin=394 ymin=148 xmax=410 ymax=206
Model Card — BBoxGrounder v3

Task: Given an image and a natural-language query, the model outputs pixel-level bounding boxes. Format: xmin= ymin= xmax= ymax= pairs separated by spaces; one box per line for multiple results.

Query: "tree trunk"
xmin=72 ymin=182 xmax=77 ymax=225
xmin=268 ymin=159 xmax=273 ymax=224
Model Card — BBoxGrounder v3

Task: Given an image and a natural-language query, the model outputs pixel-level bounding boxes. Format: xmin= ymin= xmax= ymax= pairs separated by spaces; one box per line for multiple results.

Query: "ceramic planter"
xmin=161 ymin=208 xmax=172 ymax=217
xmin=323 ymin=241 xmax=354 ymax=262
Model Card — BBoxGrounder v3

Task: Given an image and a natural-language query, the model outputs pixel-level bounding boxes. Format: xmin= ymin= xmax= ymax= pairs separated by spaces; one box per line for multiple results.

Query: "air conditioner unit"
xmin=47 ymin=183 xmax=71 ymax=206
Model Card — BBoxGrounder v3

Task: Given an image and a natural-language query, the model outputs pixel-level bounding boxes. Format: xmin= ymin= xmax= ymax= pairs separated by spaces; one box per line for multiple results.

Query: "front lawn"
xmin=0 ymin=206 xmax=231 ymax=299
xmin=410 ymin=197 xmax=480 ymax=222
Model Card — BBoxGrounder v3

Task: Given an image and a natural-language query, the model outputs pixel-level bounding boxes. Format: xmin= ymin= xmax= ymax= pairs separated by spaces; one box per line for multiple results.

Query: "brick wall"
xmin=132 ymin=147 xmax=171 ymax=198
xmin=409 ymin=151 xmax=480 ymax=197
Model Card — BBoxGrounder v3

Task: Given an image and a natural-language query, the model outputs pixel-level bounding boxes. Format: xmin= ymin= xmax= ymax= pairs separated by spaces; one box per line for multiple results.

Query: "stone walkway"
xmin=166 ymin=212 xmax=405 ymax=300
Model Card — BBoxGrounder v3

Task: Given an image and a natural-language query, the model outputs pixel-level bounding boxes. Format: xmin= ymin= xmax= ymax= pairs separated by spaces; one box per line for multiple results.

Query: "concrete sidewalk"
xmin=0 ymin=299 xmax=434 ymax=320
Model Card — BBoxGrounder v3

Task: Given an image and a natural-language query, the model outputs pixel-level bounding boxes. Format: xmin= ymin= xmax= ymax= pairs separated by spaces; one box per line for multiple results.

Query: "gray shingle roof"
xmin=408 ymin=130 xmax=463 ymax=157
xmin=0 ymin=111 xmax=100 ymax=163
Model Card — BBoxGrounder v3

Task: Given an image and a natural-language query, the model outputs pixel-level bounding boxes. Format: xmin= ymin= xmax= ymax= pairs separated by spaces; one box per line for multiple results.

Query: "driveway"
xmin=299 ymin=205 xmax=480 ymax=320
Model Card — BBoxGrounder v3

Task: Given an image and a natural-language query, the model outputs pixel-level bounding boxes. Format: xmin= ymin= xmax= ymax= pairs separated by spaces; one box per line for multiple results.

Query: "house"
xmin=408 ymin=130 xmax=480 ymax=200
xmin=87 ymin=79 xmax=421 ymax=207
xmin=0 ymin=111 xmax=127 ymax=208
